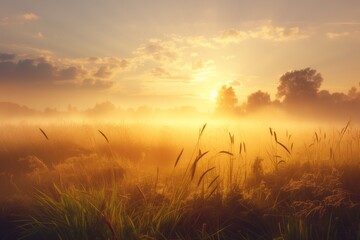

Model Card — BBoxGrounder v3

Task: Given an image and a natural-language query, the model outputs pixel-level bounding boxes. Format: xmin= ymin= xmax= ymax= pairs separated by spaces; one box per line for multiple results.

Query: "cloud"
xmin=228 ymin=74 xmax=256 ymax=87
xmin=222 ymin=55 xmax=235 ymax=60
xmin=326 ymin=32 xmax=350 ymax=39
xmin=93 ymin=58 xmax=130 ymax=79
xmin=148 ymin=66 xmax=191 ymax=82
xmin=94 ymin=65 xmax=116 ymax=79
xmin=191 ymin=60 xmax=204 ymax=71
xmin=215 ymin=29 xmax=249 ymax=43
xmin=80 ymin=78 xmax=115 ymax=90
xmin=171 ymin=35 xmax=216 ymax=48
xmin=134 ymin=39 xmax=179 ymax=63
xmin=0 ymin=53 xmax=130 ymax=92
xmin=0 ymin=53 xmax=15 ymax=61
xmin=150 ymin=67 xmax=171 ymax=78
xmin=0 ymin=54 xmax=107 ymax=87
xmin=229 ymin=80 xmax=243 ymax=87
xmin=87 ymin=57 xmax=129 ymax=66
xmin=58 ymin=66 xmax=80 ymax=80
xmin=0 ymin=58 xmax=55 ymax=83
xmin=0 ymin=13 xmax=40 ymax=26
xmin=328 ymin=22 xmax=360 ymax=26
xmin=0 ymin=44 xmax=55 ymax=59
xmin=129 ymin=23 xmax=307 ymax=91
xmin=33 ymin=32 xmax=44 ymax=39
xmin=21 ymin=13 xmax=40 ymax=21
xmin=215 ymin=21 xmax=309 ymax=43
xmin=252 ymin=25 xmax=306 ymax=41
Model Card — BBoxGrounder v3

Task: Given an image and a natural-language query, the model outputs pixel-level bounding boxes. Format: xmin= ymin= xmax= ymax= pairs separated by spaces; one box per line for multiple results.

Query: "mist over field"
xmin=1 ymin=101 xmax=359 ymax=239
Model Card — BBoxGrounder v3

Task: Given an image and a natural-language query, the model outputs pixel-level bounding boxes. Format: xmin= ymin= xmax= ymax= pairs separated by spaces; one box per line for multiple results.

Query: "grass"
xmin=0 ymin=120 xmax=359 ymax=239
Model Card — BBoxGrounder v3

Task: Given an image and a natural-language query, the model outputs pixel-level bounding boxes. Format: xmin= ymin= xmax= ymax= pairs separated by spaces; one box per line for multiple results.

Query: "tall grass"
xmin=1 ymin=121 xmax=360 ymax=239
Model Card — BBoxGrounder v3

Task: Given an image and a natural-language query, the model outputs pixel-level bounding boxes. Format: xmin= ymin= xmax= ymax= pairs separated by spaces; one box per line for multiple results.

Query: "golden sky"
xmin=0 ymin=0 xmax=360 ymax=111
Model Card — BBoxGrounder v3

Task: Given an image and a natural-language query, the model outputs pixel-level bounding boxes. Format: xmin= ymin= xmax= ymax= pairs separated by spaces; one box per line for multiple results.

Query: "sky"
xmin=0 ymin=0 xmax=360 ymax=111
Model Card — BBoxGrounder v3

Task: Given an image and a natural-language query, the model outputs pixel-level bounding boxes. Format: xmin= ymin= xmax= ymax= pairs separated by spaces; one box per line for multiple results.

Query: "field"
xmin=0 ymin=118 xmax=359 ymax=240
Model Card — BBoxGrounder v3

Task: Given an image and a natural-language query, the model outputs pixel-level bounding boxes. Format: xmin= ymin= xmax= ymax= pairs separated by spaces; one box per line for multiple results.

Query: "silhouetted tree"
xmin=215 ymin=85 xmax=238 ymax=113
xmin=347 ymin=84 xmax=360 ymax=101
xmin=247 ymin=90 xmax=271 ymax=111
xmin=277 ymin=68 xmax=323 ymax=105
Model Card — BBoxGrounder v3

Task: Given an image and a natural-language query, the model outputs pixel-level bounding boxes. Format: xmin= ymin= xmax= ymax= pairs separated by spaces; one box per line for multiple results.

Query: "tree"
xmin=215 ymin=85 xmax=238 ymax=113
xmin=246 ymin=90 xmax=271 ymax=111
xmin=277 ymin=68 xmax=323 ymax=105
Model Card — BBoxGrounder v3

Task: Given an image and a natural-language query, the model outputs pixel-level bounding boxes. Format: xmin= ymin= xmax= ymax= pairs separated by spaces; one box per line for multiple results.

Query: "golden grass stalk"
xmin=174 ymin=148 xmax=184 ymax=168
xmin=98 ymin=130 xmax=109 ymax=143
xmin=190 ymin=150 xmax=209 ymax=180
xmin=207 ymin=183 xmax=219 ymax=199
xmin=154 ymin=167 xmax=159 ymax=191
xmin=199 ymin=123 xmax=207 ymax=138
xmin=340 ymin=120 xmax=350 ymax=137
xmin=197 ymin=167 xmax=215 ymax=187
xmin=101 ymin=213 xmax=116 ymax=240
xmin=276 ymin=140 xmax=291 ymax=155
xmin=201 ymin=223 xmax=207 ymax=239
xmin=39 ymin=128 xmax=49 ymax=140
xmin=136 ymin=185 xmax=147 ymax=204
xmin=218 ymin=151 xmax=233 ymax=156
xmin=208 ymin=175 xmax=219 ymax=189
xmin=229 ymin=132 xmax=234 ymax=145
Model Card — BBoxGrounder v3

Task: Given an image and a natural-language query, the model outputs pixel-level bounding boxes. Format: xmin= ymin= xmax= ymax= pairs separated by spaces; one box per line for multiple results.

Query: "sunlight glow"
xmin=210 ymin=90 xmax=218 ymax=102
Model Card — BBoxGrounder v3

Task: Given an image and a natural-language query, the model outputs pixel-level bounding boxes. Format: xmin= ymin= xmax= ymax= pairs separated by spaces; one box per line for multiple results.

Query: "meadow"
xmin=0 ymin=118 xmax=359 ymax=240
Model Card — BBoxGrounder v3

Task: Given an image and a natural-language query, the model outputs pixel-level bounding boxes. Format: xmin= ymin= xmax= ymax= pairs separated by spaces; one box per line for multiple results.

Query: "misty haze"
xmin=1 ymin=1 xmax=360 ymax=239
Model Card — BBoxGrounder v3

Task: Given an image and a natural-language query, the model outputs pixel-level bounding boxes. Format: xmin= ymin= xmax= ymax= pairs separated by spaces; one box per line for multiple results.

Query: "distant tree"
xmin=277 ymin=68 xmax=323 ymax=105
xmin=215 ymin=85 xmax=238 ymax=113
xmin=246 ymin=90 xmax=271 ymax=111
xmin=347 ymin=84 xmax=360 ymax=101
xmin=86 ymin=101 xmax=116 ymax=116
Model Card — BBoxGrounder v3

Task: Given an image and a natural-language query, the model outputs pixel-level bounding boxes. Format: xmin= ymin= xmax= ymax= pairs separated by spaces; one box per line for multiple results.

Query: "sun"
xmin=210 ymin=90 xmax=218 ymax=102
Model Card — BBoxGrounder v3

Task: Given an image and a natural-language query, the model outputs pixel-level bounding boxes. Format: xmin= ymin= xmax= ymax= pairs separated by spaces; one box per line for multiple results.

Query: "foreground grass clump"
xmin=18 ymin=184 xmax=185 ymax=240
xmin=18 ymin=167 xmax=360 ymax=238
xmin=17 ymin=162 xmax=360 ymax=240
xmin=1 ymin=122 xmax=360 ymax=239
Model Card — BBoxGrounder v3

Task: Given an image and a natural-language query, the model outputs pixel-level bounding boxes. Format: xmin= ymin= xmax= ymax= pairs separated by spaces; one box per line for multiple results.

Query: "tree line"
xmin=215 ymin=67 xmax=360 ymax=119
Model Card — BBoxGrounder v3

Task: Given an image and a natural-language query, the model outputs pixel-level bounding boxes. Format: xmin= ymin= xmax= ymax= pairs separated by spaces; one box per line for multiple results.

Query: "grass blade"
xmin=218 ymin=151 xmax=233 ymax=156
xmin=191 ymin=150 xmax=209 ymax=180
xmin=197 ymin=167 xmax=215 ymax=187
xmin=98 ymin=130 xmax=109 ymax=143
xmin=199 ymin=123 xmax=207 ymax=137
xmin=174 ymin=148 xmax=184 ymax=168
xmin=208 ymin=176 xmax=219 ymax=189
xmin=39 ymin=128 xmax=49 ymax=140
xmin=276 ymin=141 xmax=291 ymax=155
xmin=136 ymin=185 xmax=147 ymax=204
